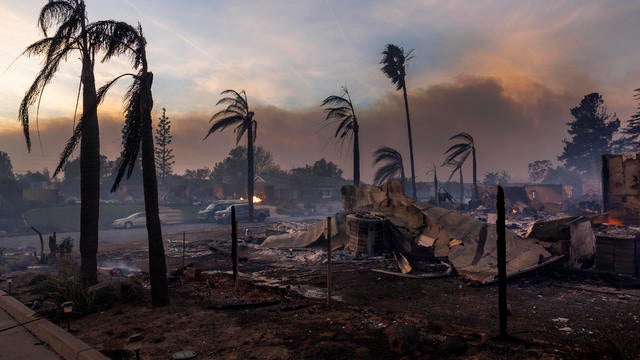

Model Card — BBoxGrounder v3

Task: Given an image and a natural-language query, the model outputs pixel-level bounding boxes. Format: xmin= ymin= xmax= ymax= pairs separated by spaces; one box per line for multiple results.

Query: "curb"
xmin=0 ymin=290 xmax=108 ymax=360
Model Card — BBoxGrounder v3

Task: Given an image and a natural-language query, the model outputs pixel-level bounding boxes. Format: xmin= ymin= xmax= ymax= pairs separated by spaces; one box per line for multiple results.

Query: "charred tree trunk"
xmin=402 ymin=84 xmax=417 ymax=200
xmin=434 ymin=165 xmax=439 ymax=206
xmin=472 ymin=146 xmax=479 ymax=201
xmin=141 ymin=71 xmax=169 ymax=306
xmin=79 ymin=53 xmax=99 ymax=287
xmin=353 ymin=123 xmax=360 ymax=186
xmin=459 ymin=168 xmax=464 ymax=206
xmin=247 ymin=117 xmax=254 ymax=222
xmin=497 ymin=185 xmax=508 ymax=338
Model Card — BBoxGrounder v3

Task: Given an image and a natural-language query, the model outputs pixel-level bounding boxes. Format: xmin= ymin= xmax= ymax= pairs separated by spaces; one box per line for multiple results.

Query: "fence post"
xmin=231 ymin=206 xmax=238 ymax=287
xmin=497 ymin=185 xmax=508 ymax=338
xmin=182 ymin=232 xmax=186 ymax=270
xmin=326 ymin=216 xmax=332 ymax=305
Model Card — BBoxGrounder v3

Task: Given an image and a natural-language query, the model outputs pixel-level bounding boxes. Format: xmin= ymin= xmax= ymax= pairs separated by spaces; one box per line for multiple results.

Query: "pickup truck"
xmin=197 ymin=200 xmax=246 ymax=221
xmin=213 ymin=203 xmax=270 ymax=223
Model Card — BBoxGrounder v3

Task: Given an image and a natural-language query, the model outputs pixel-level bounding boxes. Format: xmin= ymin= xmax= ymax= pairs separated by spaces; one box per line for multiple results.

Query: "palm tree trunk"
xmin=353 ymin=125 xmax=360 ymax=186
xmin=472 ymin=146 xmax=478 ymax=201
xmin=79 ymin=54 xmax=99 ymax=287
xmin=401 ymin=85 xmax=417 ymax=200
xmin=247 ymin=121 xmax=254 ymax=222
xmin=434 ymin=166 xmax=439 ymax=206
xmin=459 ymin=168 xmax=464 ymax=206
xmin=401 ymin=166 xmax=406 ymax=195
xmin=141 ymin=71 xmax=169 ymax=306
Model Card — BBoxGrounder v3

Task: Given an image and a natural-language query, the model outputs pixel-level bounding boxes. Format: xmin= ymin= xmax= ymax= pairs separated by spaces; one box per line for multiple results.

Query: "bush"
xmin=46 ymin=259 xmax=95 ymax=315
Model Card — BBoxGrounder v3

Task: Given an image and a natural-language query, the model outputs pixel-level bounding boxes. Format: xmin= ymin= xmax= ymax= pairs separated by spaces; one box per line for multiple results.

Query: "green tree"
xmin=321 ymin=87 xmax=360 ymax=185
xmin=0 ymin=151 xmax=15 ymax=180
xmin=204 ymin=90 xmax=258 ymax=221
xmin=154 ymin=108 xmax=174 ymax=182
xmin=558 ymin=93 xmax=620 ymax=176
xmin=211 ymin=146 xmax=281 ymax=198
xmin=290 ymin=159 xmax=343 ymax=178
xmin=444 ymin=132 xmax=478 ymax=201
xmin=528 ymin=160 xmax=552 ymax=183
xmin=618 ymin=88 xmax=640 ymax=152
xmin=372 ymin=146 xmax=405 ymax=191
xmin=94 ymin=21 xmax=169 ymax=306
xmin=483 ymin=170 xmax=510 ymax=186
xmin=20 ymin=0 xmax=102 ymax=286
xmin=380 ymin=43 xmax=416 ymax=199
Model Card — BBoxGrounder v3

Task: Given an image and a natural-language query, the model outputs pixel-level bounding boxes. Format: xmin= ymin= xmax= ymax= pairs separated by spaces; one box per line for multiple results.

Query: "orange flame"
xmin=606 ymin=216 xmax=624 ymax=226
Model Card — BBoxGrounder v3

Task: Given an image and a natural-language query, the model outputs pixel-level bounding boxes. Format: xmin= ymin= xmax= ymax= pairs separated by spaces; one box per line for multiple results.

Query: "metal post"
xmin=231 ymin=206 xmax=238 ymax=287
xmin=326 ymin=216 xmax=332 ymax=305
xmin=497 ymin=185 xmax=508 ymax=338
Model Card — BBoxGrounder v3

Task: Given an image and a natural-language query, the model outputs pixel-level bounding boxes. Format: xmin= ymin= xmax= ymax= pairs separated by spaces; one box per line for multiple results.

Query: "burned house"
xmin=602 ymin=153 xmax=640 ymax=225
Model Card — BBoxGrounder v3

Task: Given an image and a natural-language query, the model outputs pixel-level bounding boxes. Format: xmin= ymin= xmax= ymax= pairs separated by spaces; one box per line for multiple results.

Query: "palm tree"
xmin=444 ymin=132 xmax=478 ymax=201
xmin=321 ymin=87 xmax=360 ymax=185
xmin=372 ymin=146 xmax=405 ymax=191
xmin=19 ymin=0 xmax=101 ymax=286
xmin=380 ymin=43 xmax=416 ymax=200
xmin=92 ymin=21 xmax=169 ymax=306
xmin=205 ymin=90 xmax=257 ymax=221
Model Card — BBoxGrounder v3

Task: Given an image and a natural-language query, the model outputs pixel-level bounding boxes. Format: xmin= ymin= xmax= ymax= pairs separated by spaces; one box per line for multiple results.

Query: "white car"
xmin=112 ymin=209 xmax=184 ymax=229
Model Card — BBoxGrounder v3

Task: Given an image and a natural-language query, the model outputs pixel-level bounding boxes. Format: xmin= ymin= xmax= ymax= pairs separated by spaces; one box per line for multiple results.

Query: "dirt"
xmin=4 ymin=227 xmax=640 ymax=360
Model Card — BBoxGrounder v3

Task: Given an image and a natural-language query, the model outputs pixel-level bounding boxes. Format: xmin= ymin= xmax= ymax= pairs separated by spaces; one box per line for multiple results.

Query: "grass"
xmin=22 ymin=203 xmax=201 ymax=232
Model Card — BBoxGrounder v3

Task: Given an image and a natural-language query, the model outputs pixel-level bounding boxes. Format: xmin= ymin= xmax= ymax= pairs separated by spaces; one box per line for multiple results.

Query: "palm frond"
xmin=88 ymin=21 xmax=143 ymax=67
xmin=96 ymin=73 xmax=136 ymax=104
xmin=53 ymin=115 xmax=83 ymax=177
xmin=321 ymin=95 xmax=350 ymax=107
xmin=374 ymin=163 xmax=403 ymax=185
xmin=380 ymin=43 xmax=408 ymax=90
xmin=449 ymin=132 xmax=474 ymax=143
xmin=204 ymin=115 xmax=245 ymax=139
xmin=234 ymin=122 xmax=247 ymax=145
xmin=37 ymin=0 xmax=76 ymax=37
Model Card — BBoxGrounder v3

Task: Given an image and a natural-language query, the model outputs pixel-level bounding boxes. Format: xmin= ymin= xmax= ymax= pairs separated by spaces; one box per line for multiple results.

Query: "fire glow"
xmin=239 ymin=196 xmax=262 ymax=203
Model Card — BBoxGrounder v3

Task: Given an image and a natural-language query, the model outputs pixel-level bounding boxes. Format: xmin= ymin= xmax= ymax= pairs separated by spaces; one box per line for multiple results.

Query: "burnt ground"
xmin=3 ymin=227 xmax=640 ymax=360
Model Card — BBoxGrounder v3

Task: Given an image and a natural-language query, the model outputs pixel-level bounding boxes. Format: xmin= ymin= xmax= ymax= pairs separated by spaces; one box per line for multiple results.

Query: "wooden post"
xmin=231 ymin=206 xmax=238 ymax=287
xmin=182 ymin=232 xmax=186 ymax=270
xmin=326 ymin=216 xmax=332 ymax=305
xmin=497 ymin=185 xmax=508 ymax=338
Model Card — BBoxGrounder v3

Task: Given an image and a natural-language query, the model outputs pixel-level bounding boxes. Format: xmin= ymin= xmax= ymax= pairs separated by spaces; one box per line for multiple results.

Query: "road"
xmin=0 ymin=212 xmax=330 ymax=250
xmin=1 ymin=221 xmax=245 ymax=250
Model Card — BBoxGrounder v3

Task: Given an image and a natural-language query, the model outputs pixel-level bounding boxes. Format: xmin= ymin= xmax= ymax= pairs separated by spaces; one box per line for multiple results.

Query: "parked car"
xmin=197 ymin=200 xmax=246 ymax=222
xmin=112 ymin=209 xmax=185 ymax=229
xmin=213 ymin=204 xmax=270 ymax=223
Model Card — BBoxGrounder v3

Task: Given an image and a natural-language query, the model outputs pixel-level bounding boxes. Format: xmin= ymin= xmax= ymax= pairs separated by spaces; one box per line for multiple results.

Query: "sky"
xmin=1 ymin=0 xmax=640 ymax=183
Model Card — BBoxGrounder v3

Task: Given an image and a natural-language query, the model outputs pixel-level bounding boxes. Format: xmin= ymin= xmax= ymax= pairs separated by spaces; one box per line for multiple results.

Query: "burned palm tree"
xmin=205 ymin=90 xmax=257 ymax=221
xmin=380 ymin=43 xmax=416 ymax=199
xmin=321 ymin=87 xmax=360 ymax=185
xmin=20 ymin=0 xmax=101 ymax=286
xmin=92 ymin=21 xmax=169 ymax=306
xmin=373 ymin=146 xmax=405 ymax=192
xmin=444 ymin=132 xmax=478 ymax=201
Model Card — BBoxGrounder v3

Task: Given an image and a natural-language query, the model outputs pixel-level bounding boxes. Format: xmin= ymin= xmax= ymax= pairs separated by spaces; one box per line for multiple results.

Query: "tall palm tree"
xmin=19 ymin=0 xmax=101 ymax=286
xmin=321 ymin=86 xmax=360 ymax=185
xmin=205 ymin=90 xmax=257 ymax=221
xmin=92 ymin=21 xmax=169 ymax=306
xmin=444 ymin=132 xmax=478 ymax=201
xmin=372 ymin=146 xmax=405 ymax=192
xmin=380 ymin=43 xmax=416 ymax=200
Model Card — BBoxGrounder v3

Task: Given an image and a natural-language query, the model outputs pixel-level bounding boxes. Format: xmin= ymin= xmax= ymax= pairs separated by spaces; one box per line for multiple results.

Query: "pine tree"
xmin=558 ymin=93 xmax=620 ymax=175
xmin=154 ymin=108 xmax=174 ymax=182
xmin=620 ymin=88 xmax=640 ymax=152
